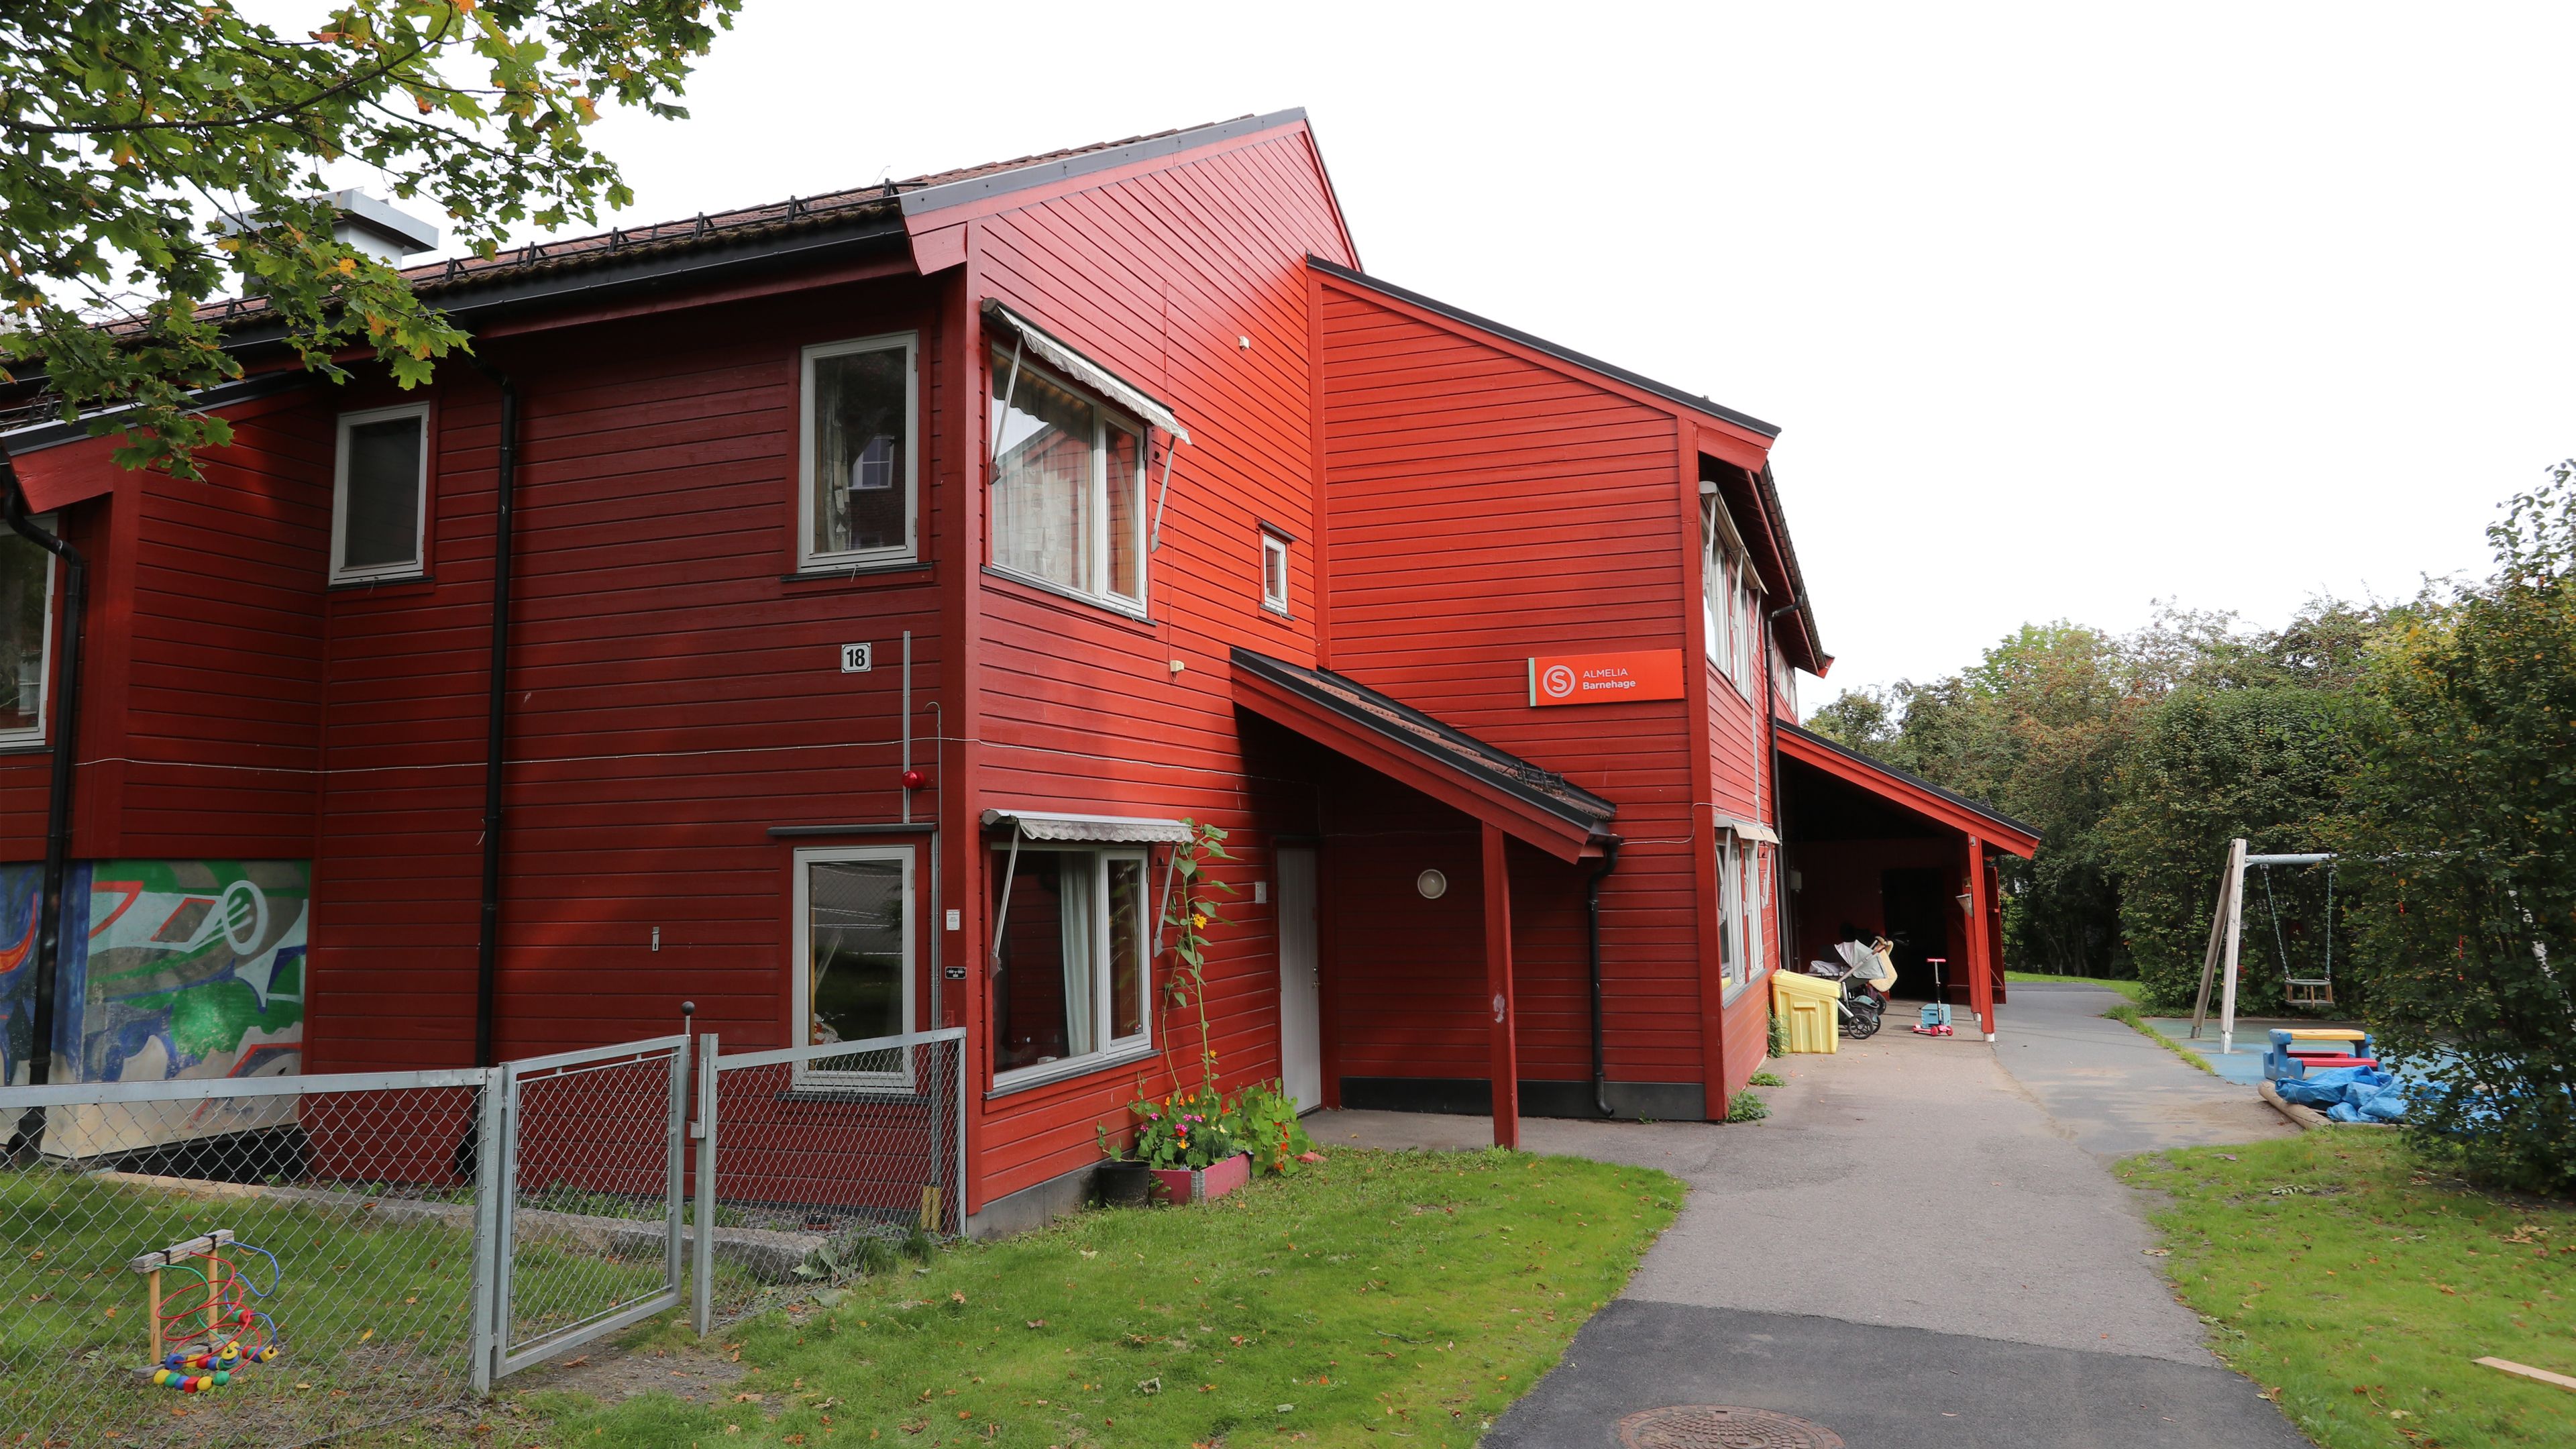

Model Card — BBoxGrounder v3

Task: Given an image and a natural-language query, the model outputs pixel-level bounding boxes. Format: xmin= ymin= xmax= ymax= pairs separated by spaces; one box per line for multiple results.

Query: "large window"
xmin=792 ymin=846 xmax=914 ymax=1086
xmin=333 ymin=404 xmax=429 ymax=582
xmin=800 ymin=333 xmax=918 ymax=570
xmin=1701 ymin=492 xmax=1761 ymax=698
xmin=0 ymin=522 xmax=54 ymax=745
xmin=989 ymin=349 xmax=1146 ymax=612
xmin=1717 ymin=833 xmax=1773 ymax=996
xmin=990 ymin=846 xmax=1150 ymax=1085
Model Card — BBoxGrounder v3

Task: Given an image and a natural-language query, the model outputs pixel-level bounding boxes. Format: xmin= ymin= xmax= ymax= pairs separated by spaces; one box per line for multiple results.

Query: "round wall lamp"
xmin=1415 ymin=869 xmax=1448 ymax=900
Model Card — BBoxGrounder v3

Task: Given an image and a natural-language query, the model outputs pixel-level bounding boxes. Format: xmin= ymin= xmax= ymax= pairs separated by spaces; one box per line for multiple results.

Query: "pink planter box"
xmin=1148 ymin=1152 xmax=1251 ymax=1204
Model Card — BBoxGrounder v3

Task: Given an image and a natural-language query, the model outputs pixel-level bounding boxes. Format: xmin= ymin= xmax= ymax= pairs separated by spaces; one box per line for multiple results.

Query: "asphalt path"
xmin=1306 ymin=983 xmax=2313 ymax=1447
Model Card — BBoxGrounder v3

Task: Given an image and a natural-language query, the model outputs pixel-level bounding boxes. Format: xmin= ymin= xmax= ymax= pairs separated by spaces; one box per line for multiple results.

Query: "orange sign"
xmin=1527 ymin=649 xmax=1685 ymax=707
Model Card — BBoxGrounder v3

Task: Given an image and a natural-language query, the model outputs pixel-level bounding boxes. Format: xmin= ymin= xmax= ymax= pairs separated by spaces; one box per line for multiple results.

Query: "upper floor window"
xmin=1260 ymin=529 xmax=1290 ymax=615
xmin=0 ymin=520 xmax=55 ymax=744
xmin=800 ymin=333 xmax=918 ymax=570
xmin=1701 ymin=492 xmax=1762 ymax=698
xmin=333 ymin=404 xmax=429 ymax=582
xmin=989 ymin=348 xmax=1145 ymax=614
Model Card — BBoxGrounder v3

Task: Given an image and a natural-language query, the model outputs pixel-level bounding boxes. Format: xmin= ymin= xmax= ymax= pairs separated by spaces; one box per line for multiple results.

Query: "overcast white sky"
xmin=308 ymin=2 xmax=2575 ymax=700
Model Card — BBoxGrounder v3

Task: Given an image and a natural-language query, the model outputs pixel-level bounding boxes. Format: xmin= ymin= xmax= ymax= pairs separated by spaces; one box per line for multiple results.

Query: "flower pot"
xmin=1095 ymin=1159 xmax=1154 ymax=1208
xmin=1148 ymin=1152 xmax=1252 ymax=1205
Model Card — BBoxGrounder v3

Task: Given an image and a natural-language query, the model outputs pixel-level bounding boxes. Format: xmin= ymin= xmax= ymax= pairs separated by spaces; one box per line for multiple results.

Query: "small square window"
xmin=801 ymin=334 xmax=918 ymax=570
xmin=332 ymin=405 xmax=429 ymax=582
xmin=1260 ymin=531 xmax=1290 ymax=615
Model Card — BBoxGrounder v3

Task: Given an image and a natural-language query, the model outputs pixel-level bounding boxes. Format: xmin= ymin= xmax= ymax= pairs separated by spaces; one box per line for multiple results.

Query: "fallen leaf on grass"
xmin=1026 ymin=1320 xmax=1046 ymax=1329
xmin=733 ymin=1392 xmax=764 ymax=1403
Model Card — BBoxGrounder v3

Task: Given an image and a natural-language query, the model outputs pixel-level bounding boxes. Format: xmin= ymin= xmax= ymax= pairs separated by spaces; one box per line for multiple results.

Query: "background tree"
xmin=2338 ymin=466 xmax=2576 ymax=1195
xmin=1 ymin=0 xmax=739 ymax=476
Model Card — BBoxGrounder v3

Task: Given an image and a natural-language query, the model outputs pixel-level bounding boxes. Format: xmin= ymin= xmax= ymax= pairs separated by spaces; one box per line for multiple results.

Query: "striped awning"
xmin=981 ymin=299 xmax=1189 ymax=443
xmin=979 ymin=808 xmax=1193 ymax=845
xmin=1715 ymin=816 xmax=1780 ymax=845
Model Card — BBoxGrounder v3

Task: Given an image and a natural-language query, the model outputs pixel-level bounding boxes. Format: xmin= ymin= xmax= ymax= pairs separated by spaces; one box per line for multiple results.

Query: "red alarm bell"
xmin=901 ymin=767 xmax=926 ymax=792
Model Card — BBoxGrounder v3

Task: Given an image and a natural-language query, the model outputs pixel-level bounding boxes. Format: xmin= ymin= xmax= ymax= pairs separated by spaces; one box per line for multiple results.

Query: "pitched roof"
xmin=1231 ymin=647 xmax=1617 ymax=859
xmin=1775 ymin=720 xmax=2041 ymax=855
xmin=159 ymin=112 xmax=1309 ymax=334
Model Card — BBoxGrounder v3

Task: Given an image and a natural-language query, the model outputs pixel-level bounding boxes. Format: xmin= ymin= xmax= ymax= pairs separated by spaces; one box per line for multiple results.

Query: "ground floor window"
xmin=991 ymin=846 xmax=1149 ymax=1083
xmin=0 ymin=517 xmax=54 ymax=743
xmin=1719 ymin=835 xmax=1774 ymax=996
xmin=793 ymin=845 xmax=914 ymax=1085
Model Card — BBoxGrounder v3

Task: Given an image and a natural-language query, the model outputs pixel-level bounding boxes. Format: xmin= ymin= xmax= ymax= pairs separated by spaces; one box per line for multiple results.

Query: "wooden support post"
xmin=1482 ymin=821 xmax=1519 ymax=1150
xmin=148 ymin=1267 xmax=163 ymax=1363
xmin=1964 ymin=835 xmax=1996 ymax=1041
xmin=2190 ymin=839 xmax=2245 ymax=1040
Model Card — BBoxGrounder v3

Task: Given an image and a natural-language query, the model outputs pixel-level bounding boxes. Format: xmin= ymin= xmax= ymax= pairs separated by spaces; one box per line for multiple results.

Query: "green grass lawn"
xmin=2119 ymin=1132 xmax=2576 ymax=1449
xmin=529 ymin=1147 xmax=1682 ymax=1448
xmin=2006 ymin=971 xmax=2144 ymax=1003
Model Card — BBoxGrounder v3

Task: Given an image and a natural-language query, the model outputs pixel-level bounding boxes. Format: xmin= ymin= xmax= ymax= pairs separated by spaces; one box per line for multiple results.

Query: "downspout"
xmin=1585 ymin=839 xmax=1623 ymax=1117
xmin=1 ymin=452 xmax=87 ymax=1146
xmin=468 ymin=362 xmax=519 ymax=1069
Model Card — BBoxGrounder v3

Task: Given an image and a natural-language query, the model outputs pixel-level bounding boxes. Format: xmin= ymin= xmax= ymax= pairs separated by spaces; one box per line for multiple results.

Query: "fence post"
xmin=665 ymin=1037 xmax=688 ymax=1298
xmin=953 ymin=1035 xmax=968 ymax=1240
xmin=468 ymin=1069 xmax=507 ymax=1395
xmin=692 ymin=1032 xmax=718 ymax=1338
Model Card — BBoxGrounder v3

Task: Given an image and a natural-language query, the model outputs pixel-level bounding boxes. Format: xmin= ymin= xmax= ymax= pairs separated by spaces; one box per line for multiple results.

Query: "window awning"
xmin=981 ymin=300 xmax=1190 ymax=444
xmin=979 ymin=808 xmax=1193 ymax=845
xmin=1715 ymin=816 xmax=1780 ymax=845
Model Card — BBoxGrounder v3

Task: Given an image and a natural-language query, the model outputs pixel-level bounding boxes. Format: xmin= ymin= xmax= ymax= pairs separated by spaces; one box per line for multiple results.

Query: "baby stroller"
xmin=1807 ymin=938 xmax=1892 ymax=1040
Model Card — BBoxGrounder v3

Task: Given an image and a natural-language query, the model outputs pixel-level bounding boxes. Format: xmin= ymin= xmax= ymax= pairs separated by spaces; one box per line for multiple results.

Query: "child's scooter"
xmin=1911 ymin=956 xmax=1955 ymax=1036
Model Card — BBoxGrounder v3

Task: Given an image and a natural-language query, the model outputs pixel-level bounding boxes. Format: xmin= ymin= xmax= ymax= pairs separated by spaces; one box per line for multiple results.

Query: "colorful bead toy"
xmin=126 ymin=1229 xmax=282 ymax=1393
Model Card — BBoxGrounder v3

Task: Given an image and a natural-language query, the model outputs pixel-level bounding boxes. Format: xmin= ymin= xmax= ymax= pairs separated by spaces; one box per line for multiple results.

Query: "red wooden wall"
xmin=1311 ymin=274 xmax=1710 ymax=1102
xmin=951 ymin=119 xmax=1357 ymax=1205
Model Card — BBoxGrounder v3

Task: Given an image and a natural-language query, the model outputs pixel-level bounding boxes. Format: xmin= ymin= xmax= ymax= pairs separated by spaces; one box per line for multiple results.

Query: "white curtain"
xmin=1058 ymin=854 xmax=1096 ymax=1058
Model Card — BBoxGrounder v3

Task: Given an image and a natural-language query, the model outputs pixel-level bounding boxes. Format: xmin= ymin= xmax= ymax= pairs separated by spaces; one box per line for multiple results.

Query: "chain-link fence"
xmin=692 ymin=1028 xmax=966 ymax=1332
xmin=0 ymin=1026 xmax=967 ymax=1444
xmin=0 ymin=1067 xmax=494 ymax=1448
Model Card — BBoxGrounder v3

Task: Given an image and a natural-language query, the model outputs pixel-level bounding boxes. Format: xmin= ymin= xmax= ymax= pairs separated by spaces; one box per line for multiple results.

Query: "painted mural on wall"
xmin=1 ymin=861 xmax=307 ymax=1152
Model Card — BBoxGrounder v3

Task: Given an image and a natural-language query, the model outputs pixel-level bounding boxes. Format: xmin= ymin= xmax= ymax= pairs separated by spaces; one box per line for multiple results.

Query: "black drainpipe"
xmin=468 ymin=362 xmax=519 ymax=1069
xmin=1585 ymin=838 xmax=1623 ymax=1116
xmin=1 ymin=451 xmax=87 ymax=1148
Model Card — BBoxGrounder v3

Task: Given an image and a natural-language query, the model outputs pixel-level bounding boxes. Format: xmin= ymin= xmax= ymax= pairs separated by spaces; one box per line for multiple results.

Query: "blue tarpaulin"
xmin=2275 ymin=1065 xmax=2410 ymax=1122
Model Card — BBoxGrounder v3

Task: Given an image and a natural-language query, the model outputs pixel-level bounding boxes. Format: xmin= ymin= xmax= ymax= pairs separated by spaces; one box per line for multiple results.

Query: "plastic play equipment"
xmin=2264 ymin=1027 xmax=2376 ymax=1079
xmin=1912 ymin=956 xmax=1955 ymax=1036
xmin=127 ymin=1228 xmax=282 ymax=1392
xmin=2189 ymin=839 xmax=2337 ymax=1054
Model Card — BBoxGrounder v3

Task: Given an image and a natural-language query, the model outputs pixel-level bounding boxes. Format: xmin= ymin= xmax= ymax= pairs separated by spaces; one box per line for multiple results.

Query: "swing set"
xmin=2189 ymin=837 xmax=2341 ymax=1055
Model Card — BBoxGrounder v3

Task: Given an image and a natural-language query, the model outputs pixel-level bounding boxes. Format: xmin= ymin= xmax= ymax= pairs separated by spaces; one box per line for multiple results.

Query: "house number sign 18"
xmin=839 ymin=642 xmax=873 ymax=673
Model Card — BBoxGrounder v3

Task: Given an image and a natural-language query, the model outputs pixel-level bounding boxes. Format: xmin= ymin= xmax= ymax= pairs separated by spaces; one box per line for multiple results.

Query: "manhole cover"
xmin=1615 ymin=1405 xmax=1845 ymax=1449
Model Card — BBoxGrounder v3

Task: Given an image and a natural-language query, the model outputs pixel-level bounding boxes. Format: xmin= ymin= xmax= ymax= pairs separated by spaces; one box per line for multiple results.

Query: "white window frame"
xmin=0 ymin=515 xmax=57 ymax=747
xmin=798 ymin=331 xmax=920 ymax=572
xmin=1717 ymin=833 xmax=1744 ymax=994
xmin=790 ymin=844 xmax=916 ymax=1091
xmin=990 ymin=843 xmax=1155 ymax=1092
xmin=331 ymin=402 xmax=431 ymax=583
xmin=987 ymin=349 xmax=1149 ymax=618
xmin=1702 ymin=494 xmax=1741 ymax=677
xmin=1259 ymin=530 xmax=1291 ymax=616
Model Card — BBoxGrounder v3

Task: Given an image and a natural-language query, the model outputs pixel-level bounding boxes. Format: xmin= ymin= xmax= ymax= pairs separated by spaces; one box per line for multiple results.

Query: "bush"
xmin=2339 ymin=470 xmax=2576 ymax=1196
xmin=1725 ymin=1089 xmax=1769 ymax=1123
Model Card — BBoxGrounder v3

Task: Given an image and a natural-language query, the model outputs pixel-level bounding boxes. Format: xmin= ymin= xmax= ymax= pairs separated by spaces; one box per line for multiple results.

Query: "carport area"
xmin=1774 ymin=722 xmax=2041 ymax=1039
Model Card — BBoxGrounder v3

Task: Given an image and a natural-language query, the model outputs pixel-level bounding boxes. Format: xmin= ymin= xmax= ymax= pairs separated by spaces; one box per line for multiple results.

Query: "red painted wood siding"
xmin=307 ymin=277 xmax=957 ymax=1073
xmin=1313 ymin=277 xmax=1706 ymax=1095
xmin=957 ymin=124 xmax=1356 ymax=1203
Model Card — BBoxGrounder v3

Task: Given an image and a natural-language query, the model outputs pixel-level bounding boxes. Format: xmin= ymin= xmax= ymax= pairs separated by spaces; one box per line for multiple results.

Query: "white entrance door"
xmin=1276 ymin=847 xmax=1322 ymax=1111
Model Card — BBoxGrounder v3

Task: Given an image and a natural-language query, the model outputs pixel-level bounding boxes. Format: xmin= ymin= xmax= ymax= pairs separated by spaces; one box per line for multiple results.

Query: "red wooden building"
xmin=0 ymin=110 xmax=2036 ymax=1233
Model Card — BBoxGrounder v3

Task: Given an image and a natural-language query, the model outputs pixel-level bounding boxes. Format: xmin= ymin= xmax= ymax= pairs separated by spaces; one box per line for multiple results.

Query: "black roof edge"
xmin=1776 ymin=719 xmax=2041 ymax=843
xmin=1305 ymin=256 xmax=1780 ymax=439
xmin=215 ymin=215 xmax=911 ymax=356
xmin=1231 ymin=645 xmax=1617 ymax=833
xmin=0 ymin=368 xmax=319 ymax=457
xmin=1752 ymin=462 xmax=1828 ymax=672
xmin=901 ymin=109 xmax=1308 ymax=219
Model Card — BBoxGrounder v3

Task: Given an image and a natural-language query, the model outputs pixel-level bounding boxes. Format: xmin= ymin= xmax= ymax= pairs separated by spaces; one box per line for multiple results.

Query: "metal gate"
xmin=690 ymin=1027 xmax=967 ymax=1334
xmin=472 ymin=1034 xmax=690 ymax=1389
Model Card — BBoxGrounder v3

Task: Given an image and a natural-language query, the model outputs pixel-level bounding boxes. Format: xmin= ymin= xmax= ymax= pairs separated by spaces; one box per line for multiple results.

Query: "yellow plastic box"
xmin=1770 ymin=969 xmax=1841 ymax=1054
